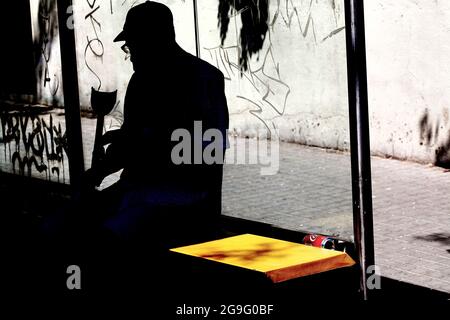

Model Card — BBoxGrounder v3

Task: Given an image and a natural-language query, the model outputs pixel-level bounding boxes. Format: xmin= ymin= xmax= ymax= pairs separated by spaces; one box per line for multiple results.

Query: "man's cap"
xmin=114 ymin=1 xmax=175 ymax=42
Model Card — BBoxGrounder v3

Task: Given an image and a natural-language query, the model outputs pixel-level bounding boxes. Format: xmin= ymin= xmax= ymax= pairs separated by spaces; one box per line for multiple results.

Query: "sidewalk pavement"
xmin=222 ymin=138 xmax=450 ymax=294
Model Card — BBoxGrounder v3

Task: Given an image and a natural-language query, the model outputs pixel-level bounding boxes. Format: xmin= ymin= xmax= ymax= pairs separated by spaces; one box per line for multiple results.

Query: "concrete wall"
xmin=26 ymin=0 xmax=450 ymax=167
xmin=30 ymin=0 xmax=63 ymax=106
xmin=365 ymin=0 xmax=450 ymax=166
xmin=198 ymin=0 xmax=349 ymax=150
xmin=30 ymin=0 xmax=350 ymax=148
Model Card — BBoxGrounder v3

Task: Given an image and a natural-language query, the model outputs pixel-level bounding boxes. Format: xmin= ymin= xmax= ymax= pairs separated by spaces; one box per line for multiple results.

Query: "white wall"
xmin=198 ymin=0 xmax=350 ymax=150
xmin=365 ymin=0 xmax=450 ymax=165
xmin=28 ymin=0 xmax=450 ymax=165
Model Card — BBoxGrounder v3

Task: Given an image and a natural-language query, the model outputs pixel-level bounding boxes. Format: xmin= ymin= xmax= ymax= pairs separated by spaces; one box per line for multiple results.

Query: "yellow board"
xmin=170 ymin=234 xmax=355 ymax=283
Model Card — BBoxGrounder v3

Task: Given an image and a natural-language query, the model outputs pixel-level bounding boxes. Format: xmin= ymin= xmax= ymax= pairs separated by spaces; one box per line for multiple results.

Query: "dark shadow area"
xmin=2 ymin=173 xmax=449 ymax=315
xmin=0 ymin=1 xmax=35 ymax=96
xmin=218 ymin=0 xmax=269 ymax=71
xmin=0 ymin=101 xmax=55 ymax=114
xmin=414 ymin=233 xmax=450 ymax=246
xmin=435 ymin=135 xmax=450 ymax=169
xmin=198 ymin=242 xmax=295 ymax=262
xmin=419 ymin=109 xmax=450 ymax=169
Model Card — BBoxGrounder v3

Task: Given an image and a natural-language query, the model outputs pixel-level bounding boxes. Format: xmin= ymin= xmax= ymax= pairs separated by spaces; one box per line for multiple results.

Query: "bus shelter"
xmin=1 ymin=0 xmax=375 ymax=302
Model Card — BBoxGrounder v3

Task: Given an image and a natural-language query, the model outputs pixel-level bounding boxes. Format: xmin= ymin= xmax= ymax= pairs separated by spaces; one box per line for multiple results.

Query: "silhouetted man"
xmin=86 ymin=1 xmax=229 ymax=242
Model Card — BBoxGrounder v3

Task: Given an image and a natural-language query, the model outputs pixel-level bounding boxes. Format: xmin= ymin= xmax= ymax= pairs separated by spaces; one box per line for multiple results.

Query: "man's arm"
xmin=84 ymin=127 xmax=128 ymax=188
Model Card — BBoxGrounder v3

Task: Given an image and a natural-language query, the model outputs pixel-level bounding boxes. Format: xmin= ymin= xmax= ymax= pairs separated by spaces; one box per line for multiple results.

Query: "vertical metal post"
xmin=193 ymin=0 xmax=201 ymax=58
xmin=344 ymin=0 xmax=375 ymax=300
xmin=57 ymin=0 xmax=84 ymax=191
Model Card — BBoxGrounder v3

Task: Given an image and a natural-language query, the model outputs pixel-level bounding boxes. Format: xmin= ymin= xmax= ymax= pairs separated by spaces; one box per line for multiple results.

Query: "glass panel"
xmin=197 ymin=0 xmax=353 ymax=240
xmin=1 ymin=0 xmax=197 ymax=186
xmin=1 ymin=0 xmax=354 ymax=242
xmin=0 ymin=1 xmax=69 ymax=184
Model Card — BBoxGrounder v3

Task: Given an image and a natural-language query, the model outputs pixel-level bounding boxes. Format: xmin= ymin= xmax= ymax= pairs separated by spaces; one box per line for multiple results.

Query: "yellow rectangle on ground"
xmin=170 ymin=234 xmax=355 ymax=283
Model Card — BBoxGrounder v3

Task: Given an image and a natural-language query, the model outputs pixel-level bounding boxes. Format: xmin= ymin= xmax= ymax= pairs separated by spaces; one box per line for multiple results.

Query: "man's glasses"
xmin=121 ymin=44 xmax=131 ymax=60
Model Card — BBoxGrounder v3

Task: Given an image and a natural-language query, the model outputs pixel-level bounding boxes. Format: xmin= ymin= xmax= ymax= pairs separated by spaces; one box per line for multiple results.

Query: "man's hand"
xmin=101 ymin=129 xmax=122 ymax=145
xmin=83 ymin=168 xmax=105 ymax=189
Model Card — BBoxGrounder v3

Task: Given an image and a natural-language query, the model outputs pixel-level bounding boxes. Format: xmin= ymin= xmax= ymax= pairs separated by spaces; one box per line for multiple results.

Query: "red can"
xmin=303 ymin=234 xmax=335 ymax=250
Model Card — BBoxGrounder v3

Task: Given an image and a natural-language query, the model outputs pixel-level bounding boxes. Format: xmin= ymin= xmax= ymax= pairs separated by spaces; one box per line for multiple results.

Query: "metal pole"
xmin=344 ymin=0 xmax=375 ymax=300
xmin=57 ymin=0 xmax=85 ymax=191
xmin=193 ymin=0 xmax=201 ymax=58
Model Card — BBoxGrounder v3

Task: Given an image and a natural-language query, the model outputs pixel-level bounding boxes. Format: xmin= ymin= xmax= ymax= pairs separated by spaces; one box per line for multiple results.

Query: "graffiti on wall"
xmin=35 ymin=0 xmax=60 ymax=99
xmin=0 ymin=106 xmax=68 ymax=182
xmin=82 ymin=0 xmax=132 ymax=121
xmin=208 ymin=0 xmax=346 ymax=136
xmin=84 ymin=0 xmax=105 ymax=91
xmin=83 ymin=0 xmax=142 ymax=91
